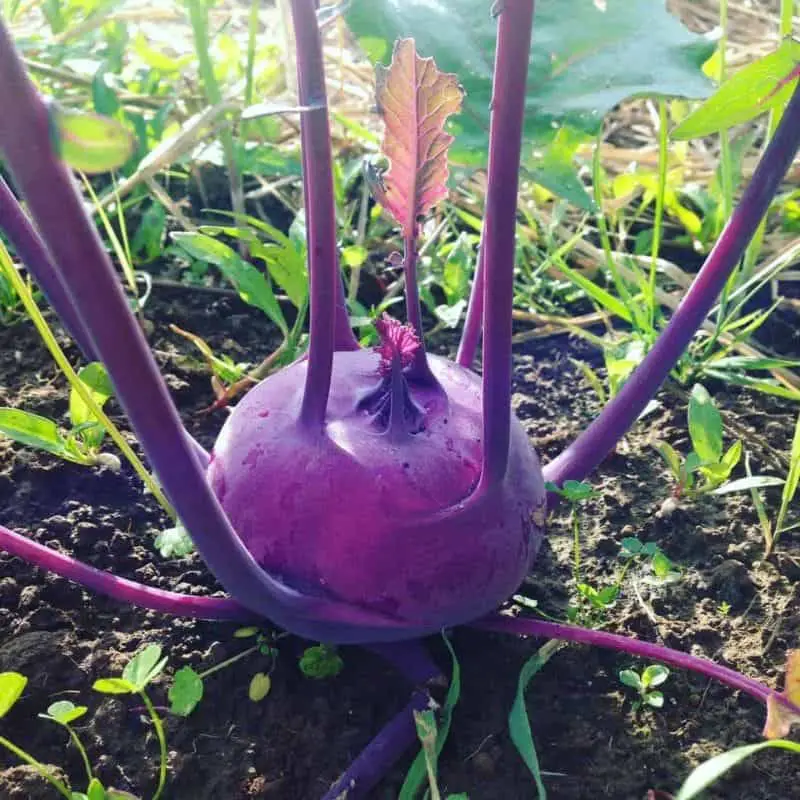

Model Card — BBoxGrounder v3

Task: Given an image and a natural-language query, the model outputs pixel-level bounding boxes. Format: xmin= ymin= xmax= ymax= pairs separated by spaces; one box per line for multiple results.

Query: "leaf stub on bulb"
xmin=359 ymin=314 xmax=425 ymax=436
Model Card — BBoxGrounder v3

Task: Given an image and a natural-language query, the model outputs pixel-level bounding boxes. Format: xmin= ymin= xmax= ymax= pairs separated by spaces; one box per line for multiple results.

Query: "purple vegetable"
xmin=0 ymin=0 xmax=799 ymax=797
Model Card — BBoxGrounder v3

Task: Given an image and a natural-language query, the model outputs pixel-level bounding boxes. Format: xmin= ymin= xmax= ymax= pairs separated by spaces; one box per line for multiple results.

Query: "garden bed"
xmin=0 ymin=287 xmax=797 ymax=799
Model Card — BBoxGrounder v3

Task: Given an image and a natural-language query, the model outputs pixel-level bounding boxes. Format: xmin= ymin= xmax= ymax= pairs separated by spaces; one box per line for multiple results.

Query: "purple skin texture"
xmin=209 ymin=348 xmax=545 ymax=630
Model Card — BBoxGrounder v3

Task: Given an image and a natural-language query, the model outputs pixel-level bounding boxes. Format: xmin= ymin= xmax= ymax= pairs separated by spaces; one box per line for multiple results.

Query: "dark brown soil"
xmin=0 ymin=287 xmax=798 ymax=800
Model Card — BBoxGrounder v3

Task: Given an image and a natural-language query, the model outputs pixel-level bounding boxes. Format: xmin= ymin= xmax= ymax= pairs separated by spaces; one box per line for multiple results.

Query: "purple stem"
xmin=291 ymin=0 xmax=357 ymax=429
xmin=0 ymin=18 xmax=408 ymax=641
xmin=477 ymin=0 xmax=535 ymax=490
xmin=404 ymin=233 xmax=436 ymax=382
xmin=456 ymin=242 xmax=485 ymax=368
xmin=367 ymin=639 xmax=444 ymax=685
xmin=0 ymin=524 xmax=251 ymax=620
xmin=475 ymin=614 xmax=800 ymax=712
xmin=0 ymin=176 xmax=98 ymax=361
xmin=321 ymin=690 xmax=433 ymax=800
xmin=544 ymin=80 xmax=800 ymax=488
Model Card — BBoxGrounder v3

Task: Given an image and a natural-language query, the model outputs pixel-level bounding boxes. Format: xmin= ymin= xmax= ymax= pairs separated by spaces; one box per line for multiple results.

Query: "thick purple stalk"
xmin=0 ymin=524 xmax=250 ymax=620
xmin=477 ymin=0 xmax=534 ymax=489
xmin=0 ymin=177 xmax=98 ymax=360
xmin=321 ymin=690 xmax=433 ymax=800
xmin=475 ymin=614 xmax=800 ymax=714
xmin=291 ymin=0 xmax=357 ymax=429
xmin=0 ymin=18 xmax=407 ymax=642
xmin=545 ymin=80 xmax=800 ymax=488
xmin=456 ymin=243 xmax=485 ymax=368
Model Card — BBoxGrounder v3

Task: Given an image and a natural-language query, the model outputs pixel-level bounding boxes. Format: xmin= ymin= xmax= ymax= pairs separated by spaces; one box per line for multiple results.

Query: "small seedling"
xmin=0 ymin=363 xmax=120 ymax=471
xmin=619 ymin=664 xmax=670 ymax=712
xmin=168 ymin=627 xmax=280 ymax=718
xmin=93 ymin=644 xmax=169 ymax=800
xmin=655 ymin=384 xmax=781 ymax=502
xmin=620 ymin=537 xmax=681 ymax=584
xmin=299 ymin=644 xmax=344 ymax=679
xmin=0 ymin=668 xmax=145 ymax=799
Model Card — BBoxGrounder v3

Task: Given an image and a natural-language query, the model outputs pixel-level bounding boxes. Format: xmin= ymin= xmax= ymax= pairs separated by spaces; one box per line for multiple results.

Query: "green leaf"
xmin=340 ymin=245 xmax=368 ymax=269
xmin=49 ymin=106 xmax=134 ymax=174
xmin=555 ymin=261 xmax=633 ymax=323
xmin=248 ymin=672 xmax=271 ymax=702
xmin=171 ymin=232 xmax=287 ymax=334
xmin=776 ymin=409 xmax=800 ymax=534
xmin=651 ymin=551 xmax=677 ymax=580
xmin=720 ymin=440 xmax=743 ymax=475
xmin=524 ymin=126 xmax=596 ymax=213
xmin=345 ymin=0 xmax=713 ymax=205
xmin=645 ymin=690 xmax=664 ymax=708
xmin=41 ymin=700 xmax=88 ymax=725
xmin=672 ymin=38 xmax=800 ymax=139
xmin=0 ymin=672 xmax=27 ymax=718
xmin=0 ymin=408 xmax=79 ymax=462
xmin=298 ymin=645 xmax=344 ymax=679
xmin=619 ymin=669 xmax=642 ymax=690
xmin=123 ymin=644 xmax=167 ymax=691
xmin=234 ymin=627 xmax=260 ymax=639
xmin=509 ymin=648 xmax=550 ymax=799
xmin=400 ymin=635 xmax=461 ymax=800
xmin=86 ymin=779 xmax=106 ymax=800
xmin=688 ymin=384 xmax=723 ymax=464
xmin=169 ymin=667 xmax=204 ymax=717
xmin=561 ymin=480 xmax=595 ymax=503
xmin=620 ymin=537 xmax=643 ymax=556
xmin=92 ymin=678 xmax=136 ymax=695
xmin=642 ymin=664 xmax=670 ymax=689
xmin=710 ymin=476 xmax=785 ymax=495
xmin=571 ymin=359 xmax=607 ymax=404
xmin=675 ymin=740 xmax=800 ymax=800
xmin=69 ymin=362 xmax=114 ymax=448
xmin=655 ymin=441 xmax=683 ymax=479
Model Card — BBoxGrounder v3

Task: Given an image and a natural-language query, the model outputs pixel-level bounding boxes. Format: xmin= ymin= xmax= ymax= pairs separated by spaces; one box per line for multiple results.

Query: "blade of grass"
xmin=399 ymin=635 xmax=460 ymax=800
xmin=509 ymin=639 xmax=564 ymax=800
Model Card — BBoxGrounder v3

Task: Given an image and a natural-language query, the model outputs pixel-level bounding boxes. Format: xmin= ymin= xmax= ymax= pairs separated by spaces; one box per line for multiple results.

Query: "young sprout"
xmin=0 ymin=672 xmax=74 ymax=799
xmin=655 ymin=384 xmax=782 ymax=508
xmin=93 ymin=645 xmax=169 ymax=800
xmin=619 ymin=664 xmax=671 ymax=712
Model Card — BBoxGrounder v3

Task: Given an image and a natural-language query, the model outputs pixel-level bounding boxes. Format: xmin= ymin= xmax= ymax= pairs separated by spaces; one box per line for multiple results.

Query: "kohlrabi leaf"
xmin=763 ymin=650 xmax=800 ymax=739
xmin=672 ymin=37 xmax=800 ymax=139
xmin=373 ymin=38 xmax=464 ymax=236
xmin=346 ymin=0 xmax=714 ymax=205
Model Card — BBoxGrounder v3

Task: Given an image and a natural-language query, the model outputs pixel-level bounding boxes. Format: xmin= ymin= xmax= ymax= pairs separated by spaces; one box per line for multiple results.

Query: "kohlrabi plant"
xmin=1 ymin=2 xmax=800 ymax=798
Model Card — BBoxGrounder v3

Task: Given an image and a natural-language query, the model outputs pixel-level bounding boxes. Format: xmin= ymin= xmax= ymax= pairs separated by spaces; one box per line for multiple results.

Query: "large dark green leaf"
xmin=346 ymin=0 xmax=715 ymax=204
